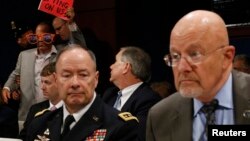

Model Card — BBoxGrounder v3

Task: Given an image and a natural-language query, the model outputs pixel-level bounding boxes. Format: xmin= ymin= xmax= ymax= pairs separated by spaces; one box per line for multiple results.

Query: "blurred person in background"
xmin=2 ymin=21 xmax=57 ymax=122
xmin=233 ymin=54 xmax=250 ymax=74
xmin=102 ymin=46 xmax=162 ymax=141
xmin=52 ymin=7 xmax=87 ymax=51
xmin=150 ymin=80 xmax=175 ymax=98
xmin=19 ymin=62 xmax=63 ymax=140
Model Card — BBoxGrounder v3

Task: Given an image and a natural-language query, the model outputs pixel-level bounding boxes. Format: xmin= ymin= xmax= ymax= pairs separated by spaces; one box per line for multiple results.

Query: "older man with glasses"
xmin=146 ymin=10 xmax=250 ymax=141
xmin=52 ymin=7 xmax=86 ymax=51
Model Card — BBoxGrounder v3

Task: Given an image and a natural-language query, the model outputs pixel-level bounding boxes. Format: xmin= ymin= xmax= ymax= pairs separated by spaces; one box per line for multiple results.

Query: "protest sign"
xmin=38 ymin=0 xmax=74 ymax=20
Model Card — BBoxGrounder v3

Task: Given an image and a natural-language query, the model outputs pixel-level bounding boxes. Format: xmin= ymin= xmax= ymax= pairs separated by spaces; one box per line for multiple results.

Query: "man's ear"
xmin=94 ymin=71 xmax=99 ymax=88
xmin=122 ymin=62 xmax=131 ymax=74
xmin=53 ymin=72 xmax=57 ymax=82
xmin=223 ymin=45 xmax=235 ymax=69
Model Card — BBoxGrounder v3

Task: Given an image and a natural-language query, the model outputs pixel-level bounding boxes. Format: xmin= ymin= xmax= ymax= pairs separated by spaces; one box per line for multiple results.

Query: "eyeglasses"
xmin=54 ymin=22 xmax=66 ymax=31
xmin=163 ymin=45 xmax=226 ymax=67
xmin=26 ymin=33 xmax=55 ymax=44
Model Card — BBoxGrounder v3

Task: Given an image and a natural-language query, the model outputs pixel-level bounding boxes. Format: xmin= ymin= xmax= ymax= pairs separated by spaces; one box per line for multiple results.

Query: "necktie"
xmin=61 ymin=115 xmax=75 ymax=138
xmin=50 ymin=105 xmax=57 ymax=111
xmin=201 ymin=99 xmax=219 ymax=136
xmin=113 ymin=91 xmax=122 ymax=110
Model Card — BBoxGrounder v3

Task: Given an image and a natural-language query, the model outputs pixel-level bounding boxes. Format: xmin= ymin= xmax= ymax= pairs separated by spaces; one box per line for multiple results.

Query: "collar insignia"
xmin=34 ymin=128 xmax=50 ymax=141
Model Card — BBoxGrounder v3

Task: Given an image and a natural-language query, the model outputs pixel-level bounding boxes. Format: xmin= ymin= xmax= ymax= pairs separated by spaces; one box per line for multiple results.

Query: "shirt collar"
xmin=121 ymin=82 xmax=143 ymax=97
xmin=63 ymin=92 xmax=97 ymax=122
xmin=49 ymin=100 xmax=64 ymax=109
xmin=35 ymin=45 xmax=57 ymax=58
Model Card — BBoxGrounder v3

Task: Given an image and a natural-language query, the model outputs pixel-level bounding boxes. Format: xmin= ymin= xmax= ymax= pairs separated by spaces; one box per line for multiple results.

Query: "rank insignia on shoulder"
xmin=35 ymin=109 xmax=49 ymax=117
xmin=118 ymin=112 xmax=139 ymax=123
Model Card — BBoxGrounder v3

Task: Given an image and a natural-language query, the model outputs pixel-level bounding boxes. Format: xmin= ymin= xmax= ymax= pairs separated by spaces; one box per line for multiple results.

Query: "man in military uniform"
xmin=25 ymin=45 xmax=139 ymax=141
xmin=19 ymin=62 xmax=63 ymax=140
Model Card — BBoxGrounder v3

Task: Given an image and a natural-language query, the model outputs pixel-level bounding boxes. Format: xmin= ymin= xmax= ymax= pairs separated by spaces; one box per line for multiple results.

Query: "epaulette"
xmin=34 ymin=109 xmax=49 ymax=117
xmin=118 ymin=112 xmax=139 ymax=123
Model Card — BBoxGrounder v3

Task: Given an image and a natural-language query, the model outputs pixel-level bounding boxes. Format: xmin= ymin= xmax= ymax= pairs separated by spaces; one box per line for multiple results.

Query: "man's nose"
xmin=176 ymin=57 xmax=192 ymax=72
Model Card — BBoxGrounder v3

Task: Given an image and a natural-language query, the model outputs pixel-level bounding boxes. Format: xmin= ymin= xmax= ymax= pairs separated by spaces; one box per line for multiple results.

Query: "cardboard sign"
xmin=38 ymin=0 xmax=74 ymax=20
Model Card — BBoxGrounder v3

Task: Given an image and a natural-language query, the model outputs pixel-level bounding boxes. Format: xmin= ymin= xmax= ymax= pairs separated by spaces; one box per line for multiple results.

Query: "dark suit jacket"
xmin=102 ymin=83 xmax=162 ymax=141
xmin=19 ymin=100 xmax=50 ymax=140
xmin=26 ymin=96 xmax=139 ymax=141
xmin=146 ymin=70 xmax=250 ymax=141
xmin=0 ymin=104 xmax=19 ymax=138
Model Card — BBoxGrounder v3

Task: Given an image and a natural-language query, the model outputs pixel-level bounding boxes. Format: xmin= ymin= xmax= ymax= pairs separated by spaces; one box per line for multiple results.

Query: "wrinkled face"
xmin=53 ymin=19 xmax=70 ymax=41
xmin=170 ymin=30 xmax=225 ymax=99
xmin=56 ymin=48 xmax=99 ymax=110
xmin=41 ymin=74 xmax=58 ymax=100
xmin=168 ymin=11 xmax=236 ymax=102
xmin=109 ymin=51 xmax=126 ymax=86
xmin=35 ymin=24 xmax=53 ymax=52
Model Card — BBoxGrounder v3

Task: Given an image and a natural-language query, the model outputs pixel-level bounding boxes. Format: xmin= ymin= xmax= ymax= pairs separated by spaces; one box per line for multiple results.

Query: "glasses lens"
xmin=43 ymin=34 xmax=53 ymax=44
xmin=27 ymin=34 xmax=38 ymax=44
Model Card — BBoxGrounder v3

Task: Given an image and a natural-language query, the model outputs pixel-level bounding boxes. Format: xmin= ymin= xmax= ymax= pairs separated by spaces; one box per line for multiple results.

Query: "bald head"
xmin=169 ymin=10 xmax=235 ymax=102
xmin=55 ymin=44 xmax=99 ymax=112
xmin=53 ymin=17 xmax=65 ymax=25
xmin=171 ymin=10 xmax=229 ymax=48
xmin=55 ymin=44 xmax=97 ymax=71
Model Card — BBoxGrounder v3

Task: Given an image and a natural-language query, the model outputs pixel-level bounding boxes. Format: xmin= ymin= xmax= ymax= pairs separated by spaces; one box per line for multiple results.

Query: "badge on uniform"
xmin=34 ymin=128 xmax=50 ymax=141
xmin=34 ymin=109 xmax=50 ymax=117
xmin=118 ymin=112 xmax=139 ymax=122
xmin=85 ymin=129 xmax=107 ymax=141
xmin=243 ymin=110 xmax=250 ymax=118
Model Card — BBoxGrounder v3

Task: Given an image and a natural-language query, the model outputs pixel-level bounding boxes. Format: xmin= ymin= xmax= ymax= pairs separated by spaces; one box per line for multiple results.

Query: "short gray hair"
xmin=56 ymin=44 xmax=97 ymax=70
xmin=120 ymin=46 xmax=151 ymax=82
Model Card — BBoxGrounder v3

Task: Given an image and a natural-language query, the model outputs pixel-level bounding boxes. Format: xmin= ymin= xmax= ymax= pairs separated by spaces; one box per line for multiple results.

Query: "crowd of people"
xmin=1 ymin=7 xmax=250 ymax=141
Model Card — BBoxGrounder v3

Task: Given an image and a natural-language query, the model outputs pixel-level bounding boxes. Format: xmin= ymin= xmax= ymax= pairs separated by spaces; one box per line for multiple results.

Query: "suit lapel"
xmin=121 ymin=83 xmax=145 ymax=111
xmin=26 ymin=50 xmax=36 ymax=86
xmin=48 ymin=109 xmax=63 ymax=141
xmin=172 ymin=96 xmax=193 ymax=141
xmin=104 ymin=87 xmax=119 ymax=106
xmin=49 ymin=52 xmax=57 ymax=63
xmin=109 ymin=95 xmax=117 ymax=107
xmin=232 ymin=70 xmax=250 ymax=124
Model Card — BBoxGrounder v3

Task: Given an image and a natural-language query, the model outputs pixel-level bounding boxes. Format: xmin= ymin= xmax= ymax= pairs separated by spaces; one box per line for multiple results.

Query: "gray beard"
xmin=179 ymin=86 xmax=203 ymax=98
